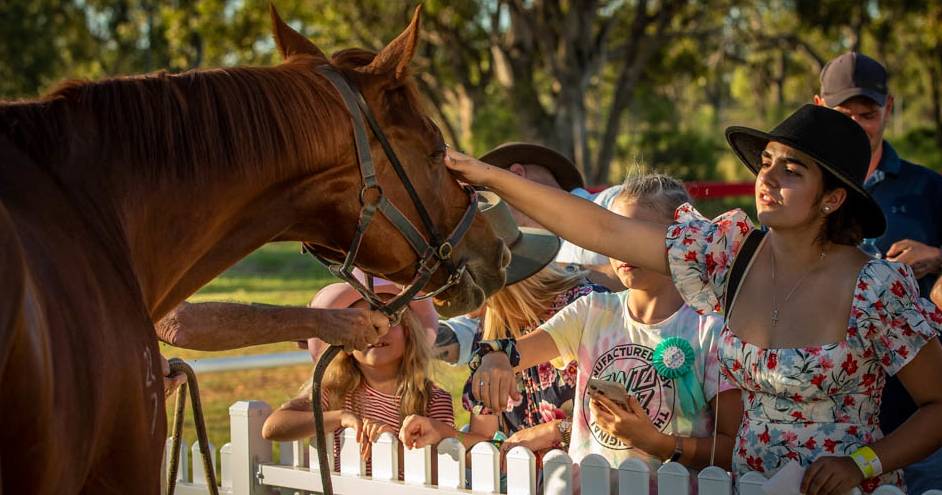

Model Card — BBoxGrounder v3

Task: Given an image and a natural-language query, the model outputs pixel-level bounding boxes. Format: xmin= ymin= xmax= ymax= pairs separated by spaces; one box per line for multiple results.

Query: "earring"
xmin=823 ymin=206 xmax=831 ymax=213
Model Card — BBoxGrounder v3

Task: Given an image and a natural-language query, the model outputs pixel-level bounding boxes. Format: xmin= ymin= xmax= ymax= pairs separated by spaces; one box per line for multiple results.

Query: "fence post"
xmin=470 ymin=442 xmax=500 ymax=493
xmin=657 ymin=462 xmax=690 ymax=495
xmin=697 ymin=466 xmax=732 ymax=495
xmin=736 ymin=471 xmax=767 ymax=495
xmin=436 ymin=437 xmax=466 ymax=490
xmin=543 ymin=449 xmax=574 ymax=495
xmin=403 ymin=443 xmax=432 ymax=486
xmin=339 ymin=428 xmax=366 ymax=477
xmin=617 ymin=458 xmax=650 ymax=495
xmin=309 ymin=432 xmax=335 ymax=474
xmin=220 ymin=443 xmax=233 ymax=491
xmin=506 ymin=446 xmax=536 ymax=495
xmin=177 ymin=439 xmax=191 ymax=483
xmin=192 ymin=440 xmax=217 ymax=486
xmin=372 ymin=432 xmax=400 ymax=481
xmin=229 ymin=400 xmax=273 ymax=495
xmin=292 ymin=440 xmax=307 ymax=468
xmin=580 ymin=454 xmax=612 ymax=495
xmin=162 ymin=438 xmax=171 ymax=495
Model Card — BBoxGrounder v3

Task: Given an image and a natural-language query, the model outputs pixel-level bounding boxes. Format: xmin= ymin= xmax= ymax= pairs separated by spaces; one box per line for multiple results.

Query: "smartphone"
xmin=587 ymin=378 xmax=630 ymax=409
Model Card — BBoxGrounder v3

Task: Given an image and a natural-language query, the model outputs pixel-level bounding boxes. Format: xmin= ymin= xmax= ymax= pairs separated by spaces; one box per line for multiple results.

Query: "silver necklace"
xmin=769 ymin=246 xmax=826 ymax=327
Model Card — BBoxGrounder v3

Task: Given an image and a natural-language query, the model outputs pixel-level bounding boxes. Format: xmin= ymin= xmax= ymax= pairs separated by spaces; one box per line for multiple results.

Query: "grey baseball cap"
xmin=820 ymin=52 xmax=888 ymax=107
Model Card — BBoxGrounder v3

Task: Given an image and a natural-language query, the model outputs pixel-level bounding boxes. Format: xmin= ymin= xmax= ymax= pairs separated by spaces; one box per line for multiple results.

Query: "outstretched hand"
xmin=445 ymin=148 xmax=504 ymax=187
xmin=317 ymin=308 xmax=390 ymax=352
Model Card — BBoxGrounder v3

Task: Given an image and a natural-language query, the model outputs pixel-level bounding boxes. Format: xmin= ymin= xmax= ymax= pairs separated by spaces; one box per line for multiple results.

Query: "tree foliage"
xmin=1 ymin=0 xmax=939 ymax=182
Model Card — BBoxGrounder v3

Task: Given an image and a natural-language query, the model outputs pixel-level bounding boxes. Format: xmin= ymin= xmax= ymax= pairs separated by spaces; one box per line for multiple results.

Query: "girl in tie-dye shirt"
xmin=470 ymin=174 xmax=741 ymax=484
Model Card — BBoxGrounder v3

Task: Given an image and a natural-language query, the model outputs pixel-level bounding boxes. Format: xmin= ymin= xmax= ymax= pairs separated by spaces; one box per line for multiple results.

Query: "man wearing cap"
xmin=816 ymin=51 xmax=942 ymax=492
xmin=815 ymin=52 xmax=942 ymax=294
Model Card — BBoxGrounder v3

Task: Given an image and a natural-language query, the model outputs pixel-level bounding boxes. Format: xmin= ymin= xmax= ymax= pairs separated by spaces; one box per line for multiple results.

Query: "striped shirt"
xmin=326 ymin=382 xmax=454 ymax=472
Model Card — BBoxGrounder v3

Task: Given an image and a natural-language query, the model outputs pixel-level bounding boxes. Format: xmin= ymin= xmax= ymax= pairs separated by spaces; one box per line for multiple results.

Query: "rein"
xmin=303 ymin=65 xmax=478 ymax=495
xmin=166 ymin=359 xmax=218 ymax=495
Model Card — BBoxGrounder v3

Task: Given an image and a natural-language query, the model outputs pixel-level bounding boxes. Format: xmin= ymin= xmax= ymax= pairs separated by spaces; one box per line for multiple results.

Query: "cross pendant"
xmin=770 ymin=309 xmax=779 ymax=327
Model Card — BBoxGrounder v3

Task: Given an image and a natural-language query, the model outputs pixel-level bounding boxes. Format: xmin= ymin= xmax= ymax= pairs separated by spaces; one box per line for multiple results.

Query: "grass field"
xmin=160 ymin=242 xmax=470 ymax=463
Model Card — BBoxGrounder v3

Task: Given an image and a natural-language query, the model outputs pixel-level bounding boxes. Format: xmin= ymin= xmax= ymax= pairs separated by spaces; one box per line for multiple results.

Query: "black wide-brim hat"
xmin=725 ymin=104 xmax=886 ymax=238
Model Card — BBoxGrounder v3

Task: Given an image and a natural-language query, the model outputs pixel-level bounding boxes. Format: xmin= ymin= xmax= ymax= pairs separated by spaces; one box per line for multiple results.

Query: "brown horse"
xmin=0 ymin=6 xmax=506 ymax=494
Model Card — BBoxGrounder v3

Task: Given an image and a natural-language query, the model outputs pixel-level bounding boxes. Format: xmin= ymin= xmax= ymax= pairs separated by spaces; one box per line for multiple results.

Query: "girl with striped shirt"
xmin=262 ymin=282 xmax=454 ymax=473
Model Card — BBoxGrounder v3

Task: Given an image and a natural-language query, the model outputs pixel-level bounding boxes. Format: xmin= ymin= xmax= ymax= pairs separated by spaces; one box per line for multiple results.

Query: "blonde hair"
xmin=613 ymin=172 xmax=691 ymax=219
xmin=483 ymin=263 xmax=586 ymax=340
xmin=304 ymin=306 xmax=434 ymax=418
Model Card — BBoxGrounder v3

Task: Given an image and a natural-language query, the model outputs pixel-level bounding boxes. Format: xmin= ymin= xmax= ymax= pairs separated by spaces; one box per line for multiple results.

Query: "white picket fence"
xmin=164 ymin=400 xmax=940 ymax=495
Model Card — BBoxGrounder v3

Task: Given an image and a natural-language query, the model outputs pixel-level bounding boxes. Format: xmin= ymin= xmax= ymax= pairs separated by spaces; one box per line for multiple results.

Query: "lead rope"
xmin=311 ymin=345 xmax=343 ymax=495
xmin=166 ymin=358 xmax=219 ymax=495
xmin=311 ymin=276 xmax=379 ymax=495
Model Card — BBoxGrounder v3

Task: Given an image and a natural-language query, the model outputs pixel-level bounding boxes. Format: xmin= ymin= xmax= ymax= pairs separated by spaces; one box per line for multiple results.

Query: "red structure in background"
xmin=684 ymin=180 xmax=755 ymax=199
xmin=588 ymin=180 xmax=755 ymax=199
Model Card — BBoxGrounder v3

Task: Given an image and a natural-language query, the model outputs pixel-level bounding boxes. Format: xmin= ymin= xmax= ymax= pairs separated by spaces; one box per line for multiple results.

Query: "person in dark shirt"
xmin=815 ymin=51 xmax=942 ymax=492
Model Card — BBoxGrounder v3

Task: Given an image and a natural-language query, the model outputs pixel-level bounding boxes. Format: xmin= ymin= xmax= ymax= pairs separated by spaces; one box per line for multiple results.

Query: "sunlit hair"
xmin=612 ymin=171 xmax=691 ymax=219
xmin=483 ymin=263 xmax=586 ymax=340
xmin=302 ymin=304 xmax=433 ymax=418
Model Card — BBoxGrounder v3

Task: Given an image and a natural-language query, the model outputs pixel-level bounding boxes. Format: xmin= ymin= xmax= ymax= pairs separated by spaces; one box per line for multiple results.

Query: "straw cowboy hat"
xmin=477 ymin=191 xmax=561 ymax=285
xmin=725 ymin=104 xmax=886 ymax=238
xmin=305 ymin=276 xmax=438 ymax=362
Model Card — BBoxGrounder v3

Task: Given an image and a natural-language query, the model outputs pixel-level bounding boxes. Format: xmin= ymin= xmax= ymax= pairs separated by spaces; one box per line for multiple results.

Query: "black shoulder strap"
xmin=724 ymin=228 xmax=767 ymax=312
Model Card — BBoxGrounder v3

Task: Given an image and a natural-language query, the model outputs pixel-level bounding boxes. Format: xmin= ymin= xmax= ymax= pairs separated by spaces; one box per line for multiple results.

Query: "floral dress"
xmin=462 ymin=282 xmax=607 ymax=435
xmin=665 ymin=203 xmax=942 ymax=493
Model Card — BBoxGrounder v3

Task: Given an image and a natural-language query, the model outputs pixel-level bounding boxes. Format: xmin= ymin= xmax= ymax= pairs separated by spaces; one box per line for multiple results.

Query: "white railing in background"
xmin=187 ymin=351 xmax=311 ymax=374
xmin=163 ymin=400 xmax=942 ymax=495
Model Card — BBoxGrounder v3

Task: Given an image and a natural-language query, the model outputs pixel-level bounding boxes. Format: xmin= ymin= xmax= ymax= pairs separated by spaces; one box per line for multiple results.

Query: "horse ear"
xmin=361 ymin=5 xmax=422 ymax=80
xmin=269 ymin=3 xmax=327 ymax=61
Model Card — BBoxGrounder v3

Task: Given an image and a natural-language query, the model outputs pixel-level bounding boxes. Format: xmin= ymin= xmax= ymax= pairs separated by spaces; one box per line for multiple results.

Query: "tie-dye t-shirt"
xmin=542 ymin=290 xmax=733 ymax=471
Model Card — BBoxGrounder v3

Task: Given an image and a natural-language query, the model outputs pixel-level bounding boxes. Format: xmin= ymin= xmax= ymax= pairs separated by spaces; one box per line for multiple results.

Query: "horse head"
xmin=268 ymin=6 xmax=508 ymax=317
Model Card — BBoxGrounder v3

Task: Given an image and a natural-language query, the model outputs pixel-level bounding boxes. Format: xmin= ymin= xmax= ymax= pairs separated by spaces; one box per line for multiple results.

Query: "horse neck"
xmin=0 ymin=64 xmax=348 ymax=320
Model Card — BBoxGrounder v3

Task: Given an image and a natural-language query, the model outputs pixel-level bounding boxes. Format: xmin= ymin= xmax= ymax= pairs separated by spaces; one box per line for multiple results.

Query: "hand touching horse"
xmin=0 ymin=5 xmax=506 ymax=493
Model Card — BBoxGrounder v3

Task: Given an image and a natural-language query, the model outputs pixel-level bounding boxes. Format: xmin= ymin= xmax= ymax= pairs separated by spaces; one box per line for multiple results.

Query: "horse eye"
xmin=429 ymin=147 xmax=446 ymax=162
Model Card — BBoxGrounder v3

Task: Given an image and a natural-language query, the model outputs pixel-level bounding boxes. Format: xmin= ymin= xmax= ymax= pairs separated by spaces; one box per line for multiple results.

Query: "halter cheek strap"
xmin=301 ymin=65 xmax=478 ymax=322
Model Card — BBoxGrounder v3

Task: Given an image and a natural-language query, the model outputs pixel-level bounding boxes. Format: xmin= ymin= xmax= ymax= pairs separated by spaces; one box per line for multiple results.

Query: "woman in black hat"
xmin=448 ymin=104 xmax=942 ymax=494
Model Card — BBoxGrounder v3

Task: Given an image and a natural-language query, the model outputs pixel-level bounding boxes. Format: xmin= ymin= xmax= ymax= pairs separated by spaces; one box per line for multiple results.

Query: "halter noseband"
xmin=301 ymin=65 xmax=478 ymax=323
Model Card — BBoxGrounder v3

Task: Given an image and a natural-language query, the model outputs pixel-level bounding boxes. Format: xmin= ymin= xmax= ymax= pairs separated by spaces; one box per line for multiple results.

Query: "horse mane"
xmin=0 ymin=48 xmax=427 ymax=182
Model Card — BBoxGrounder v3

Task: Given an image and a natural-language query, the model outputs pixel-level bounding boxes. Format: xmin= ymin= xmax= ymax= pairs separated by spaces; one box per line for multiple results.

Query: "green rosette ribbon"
xmin=652 ymin=336 xmax=706 ymax=416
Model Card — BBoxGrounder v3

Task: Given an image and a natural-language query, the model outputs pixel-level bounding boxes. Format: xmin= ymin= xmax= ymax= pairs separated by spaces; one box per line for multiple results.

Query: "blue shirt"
xmin=865 ymin=141 xmax=942 ymax=435
xmin=862 ymin=141 xmax=942 ymax=296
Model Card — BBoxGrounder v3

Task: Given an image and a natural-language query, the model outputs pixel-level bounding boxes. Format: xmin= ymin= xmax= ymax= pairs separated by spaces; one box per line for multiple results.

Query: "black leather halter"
xmin=302 ymin=65 xmax=478 ymax=323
